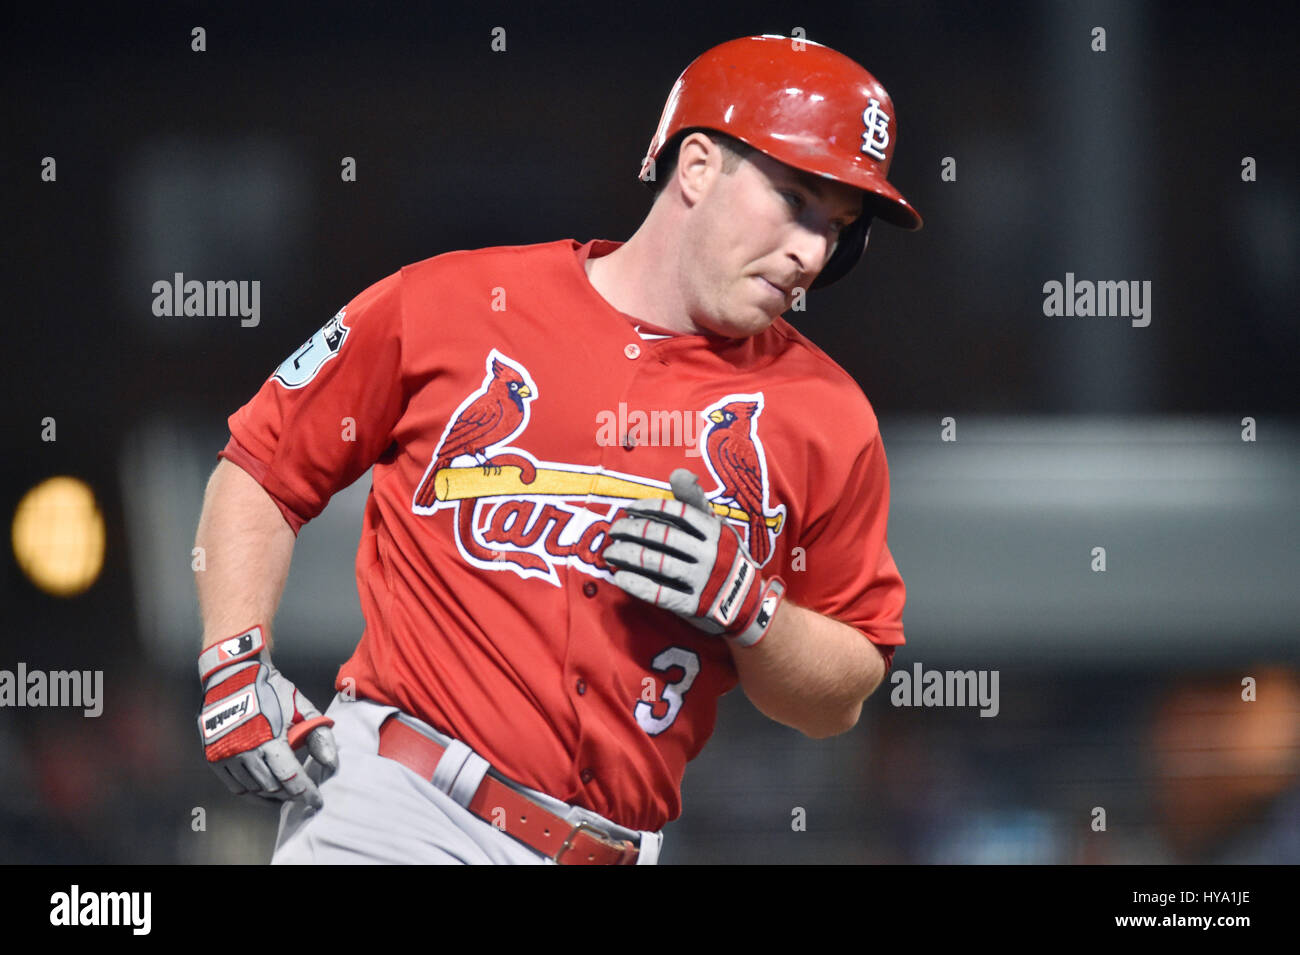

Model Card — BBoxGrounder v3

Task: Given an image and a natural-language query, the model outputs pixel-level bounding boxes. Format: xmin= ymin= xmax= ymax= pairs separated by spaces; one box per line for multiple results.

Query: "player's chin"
xmin=705 ymin=312 xmax=774 ymax=339
xmin=744 ymin=304 xmax=785 ymax=334
xmin=708 ymin=294 xmax=783 ymax=337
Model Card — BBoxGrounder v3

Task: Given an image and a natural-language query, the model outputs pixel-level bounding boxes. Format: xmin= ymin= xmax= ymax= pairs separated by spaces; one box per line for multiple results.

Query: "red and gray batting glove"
xmin=603 ymin=468 xmax=786 ymax=647
xmin=197 ymin=625 xmax=338 ymax=810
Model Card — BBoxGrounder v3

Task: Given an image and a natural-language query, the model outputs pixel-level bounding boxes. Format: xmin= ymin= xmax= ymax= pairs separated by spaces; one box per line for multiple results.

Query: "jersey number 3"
xmin=635 ymin=647 xmax=700 ymax=737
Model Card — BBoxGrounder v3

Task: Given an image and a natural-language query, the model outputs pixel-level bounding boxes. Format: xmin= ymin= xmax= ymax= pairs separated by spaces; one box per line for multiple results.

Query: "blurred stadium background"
xmin=3 ymin=1 xmax=1296 ymax=863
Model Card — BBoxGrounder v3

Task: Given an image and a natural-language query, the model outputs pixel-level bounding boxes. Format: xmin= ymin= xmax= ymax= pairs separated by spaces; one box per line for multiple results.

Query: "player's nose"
xmin=784 ymin=226 xmax=835 ymax=285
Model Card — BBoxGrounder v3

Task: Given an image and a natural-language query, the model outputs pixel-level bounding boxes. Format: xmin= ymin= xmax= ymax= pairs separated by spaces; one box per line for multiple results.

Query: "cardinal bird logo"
xmin=700 ymin=394 xmax=785 ymax=567
xmin=413 ymin=350 xmax=536 ymax=509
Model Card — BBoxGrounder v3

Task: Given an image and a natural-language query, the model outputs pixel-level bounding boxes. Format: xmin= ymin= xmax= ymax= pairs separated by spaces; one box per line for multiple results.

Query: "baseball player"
xmin=194 ymin=34 xmax=920 ymax=865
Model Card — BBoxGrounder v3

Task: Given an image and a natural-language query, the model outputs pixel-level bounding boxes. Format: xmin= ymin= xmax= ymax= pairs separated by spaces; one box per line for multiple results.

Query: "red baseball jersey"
xmin=220 ymin=238 xmax=905 ymax=831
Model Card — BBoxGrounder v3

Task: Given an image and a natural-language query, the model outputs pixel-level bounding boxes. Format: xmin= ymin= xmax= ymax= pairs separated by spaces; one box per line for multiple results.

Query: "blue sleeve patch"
xmin=272 ymin=309 xmax=349 ymax=389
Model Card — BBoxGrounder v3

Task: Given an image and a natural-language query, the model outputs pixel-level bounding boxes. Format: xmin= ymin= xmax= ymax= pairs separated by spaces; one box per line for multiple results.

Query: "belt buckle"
xmin=554 ymin=821 xmax=638 ymax=866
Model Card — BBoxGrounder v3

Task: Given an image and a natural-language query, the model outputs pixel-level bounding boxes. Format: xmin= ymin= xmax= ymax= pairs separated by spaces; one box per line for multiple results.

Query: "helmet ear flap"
xmin=811 ymin=215 xmax=872 ymax=290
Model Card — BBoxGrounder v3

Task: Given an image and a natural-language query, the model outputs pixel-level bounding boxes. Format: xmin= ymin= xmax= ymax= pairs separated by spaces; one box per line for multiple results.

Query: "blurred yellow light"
xmin=11 ymin=476 xmax=106 ymax=597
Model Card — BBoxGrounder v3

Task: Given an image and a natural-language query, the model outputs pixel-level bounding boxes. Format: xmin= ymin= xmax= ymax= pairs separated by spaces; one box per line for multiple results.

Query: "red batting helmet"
xmin=640 ymin=34 xmax=922 ymax=288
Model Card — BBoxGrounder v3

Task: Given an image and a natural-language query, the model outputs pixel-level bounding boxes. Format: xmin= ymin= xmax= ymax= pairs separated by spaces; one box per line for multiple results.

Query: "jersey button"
xmin=622 ymin=434 xmax=637 ymax=451
xmin=582 ymin=581 xmax=597 ymax=598
xmin=624 ymin=342 xmax=641 ymax=360
xmin=575 ymin=678 xmax=587 ymax=695
xmin=580 ymin=769 xmax=594 ymax=784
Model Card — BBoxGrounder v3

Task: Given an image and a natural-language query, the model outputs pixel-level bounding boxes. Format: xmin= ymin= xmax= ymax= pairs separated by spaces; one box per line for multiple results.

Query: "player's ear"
xmin=675 ymin=132 xmax=719 ymax=205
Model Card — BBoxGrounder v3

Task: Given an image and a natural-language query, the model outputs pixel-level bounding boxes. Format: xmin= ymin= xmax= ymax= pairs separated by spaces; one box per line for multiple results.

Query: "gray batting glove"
xmin=197 ymin=626 xmax=338 ymax=809
xmin=602 ymin=469 xmax=786 ymax=647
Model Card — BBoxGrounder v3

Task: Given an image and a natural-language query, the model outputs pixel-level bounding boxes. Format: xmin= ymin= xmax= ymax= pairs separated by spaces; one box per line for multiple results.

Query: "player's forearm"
xmin=729 ymin=600 xmax=886 ymax=739
xmin=194 ymin=458 xmax=296 ymax=651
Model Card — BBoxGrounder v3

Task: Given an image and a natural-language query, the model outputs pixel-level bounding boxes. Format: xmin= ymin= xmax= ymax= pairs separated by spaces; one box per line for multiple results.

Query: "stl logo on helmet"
xmin=860 ymin=98 xmax=891 ymax=162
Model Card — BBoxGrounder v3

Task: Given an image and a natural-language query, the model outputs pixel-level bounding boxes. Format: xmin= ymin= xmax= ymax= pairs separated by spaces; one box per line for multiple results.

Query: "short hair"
xmin=645 ymin=129 xmax=756 ymax=198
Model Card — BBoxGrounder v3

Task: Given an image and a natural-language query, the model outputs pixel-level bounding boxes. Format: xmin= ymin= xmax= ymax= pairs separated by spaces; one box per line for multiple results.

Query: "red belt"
xmin=376 ymin=715 xmax=639 ymax=865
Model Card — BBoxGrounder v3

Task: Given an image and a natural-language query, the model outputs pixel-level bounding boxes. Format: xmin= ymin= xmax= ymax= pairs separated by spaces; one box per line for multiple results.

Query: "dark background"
xmin=2 ymin=0 xmax=1297 ymax=863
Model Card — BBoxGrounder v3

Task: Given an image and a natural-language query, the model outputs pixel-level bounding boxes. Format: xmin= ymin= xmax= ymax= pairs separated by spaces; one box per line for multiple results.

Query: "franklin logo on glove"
xmin=201 ymin=691 xmax=254 ymax=738
xmin=717 ymin=561 xmax=753 ymax=626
